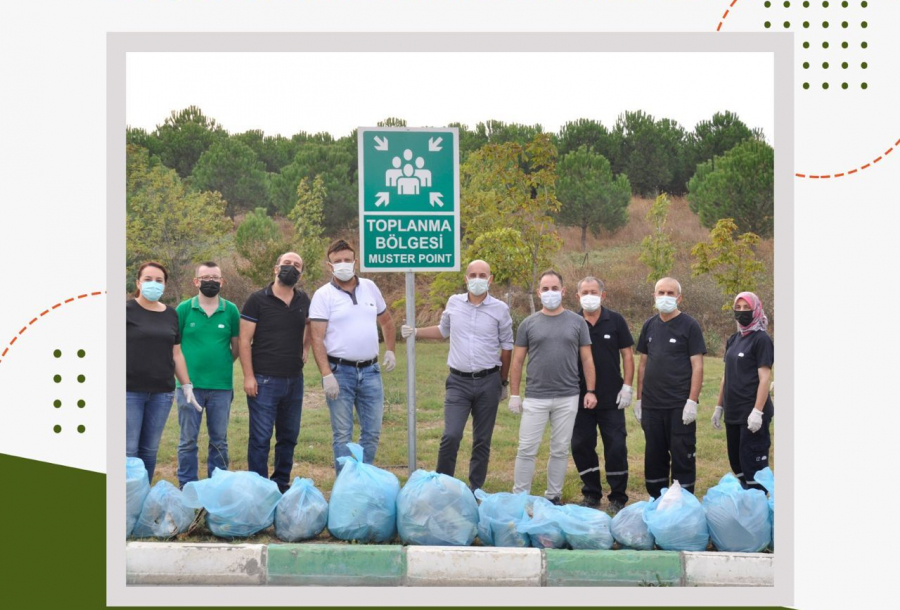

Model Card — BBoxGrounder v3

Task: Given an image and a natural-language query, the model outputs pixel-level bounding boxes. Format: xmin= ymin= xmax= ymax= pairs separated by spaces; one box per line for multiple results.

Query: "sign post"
xmin=358 ymin=127 xmax=460 ymax=475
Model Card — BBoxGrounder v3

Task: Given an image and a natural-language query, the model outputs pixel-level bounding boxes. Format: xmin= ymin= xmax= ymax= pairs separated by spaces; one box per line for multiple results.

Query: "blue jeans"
xmin=176 ymin=388 xmax=233 ymax=487
xmin=246 ymin=373 xmax=303 ymax=490
xmin=126 ymin=390 xmax=175 ymax=483
xmin=326 ymin=362 xmax=384 ymax=473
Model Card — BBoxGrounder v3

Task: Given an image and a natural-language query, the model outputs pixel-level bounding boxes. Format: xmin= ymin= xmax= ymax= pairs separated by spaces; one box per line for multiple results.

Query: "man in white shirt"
xmin=401 ymin=260 xmax=514 ymax=491
xmin=309 ymin=240 xmax=397 ymax=473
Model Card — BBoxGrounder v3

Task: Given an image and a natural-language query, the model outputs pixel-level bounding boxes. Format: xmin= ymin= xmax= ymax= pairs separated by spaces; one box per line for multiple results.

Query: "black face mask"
xmin=734 ymin=310 xmax=754 ymax=327
xmin=199 ymin=280 xmax=221 ymax=298
xmin=278 ymin=264 xmax=301 ymax=287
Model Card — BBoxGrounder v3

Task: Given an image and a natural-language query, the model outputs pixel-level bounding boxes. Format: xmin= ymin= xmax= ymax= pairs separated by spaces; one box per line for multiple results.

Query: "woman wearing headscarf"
xmin=126 ymin=261 xmax=200 ymax=483
xmin=711 ymin=291 xmax=774 ymax=492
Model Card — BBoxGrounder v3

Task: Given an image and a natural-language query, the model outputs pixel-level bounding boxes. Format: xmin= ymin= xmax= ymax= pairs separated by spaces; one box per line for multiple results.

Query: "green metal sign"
xmin=358 ymin=127 xmax=460 ymax=272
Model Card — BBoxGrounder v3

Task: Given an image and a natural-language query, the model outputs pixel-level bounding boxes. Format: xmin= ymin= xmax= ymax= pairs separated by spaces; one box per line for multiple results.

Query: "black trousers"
xmin=641 ymin=407 xmax=696 ymax=499
xmin=726 ymin=412 xmax=772 ymax=492
xmin=570 ymin=402 xmax=629 ymax=504
xmin=435 ymin=371 xmax=502 ymax=491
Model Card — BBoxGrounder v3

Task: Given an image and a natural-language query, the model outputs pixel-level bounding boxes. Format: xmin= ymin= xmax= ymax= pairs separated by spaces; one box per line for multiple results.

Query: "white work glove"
xmin=181 ymin=383 xmax=202 ymax=413
xmin=633 ymin=399 xmax=641 ymax=422
xmin=382 ymin=350 xmax=396 ymax=373
xmin=711 ymin=405 xmax=724 ymax=430
xmin=747 ymin=408 xmax=763 ymax=433
xmin=616 ymin=385 xmax=633 ymax=410
xmin=500 ymin=384 xmax=509 ymax=401
xmin=508 ymin=395 xmax=523 ymax=415
xmin=682 ymin=399 xmax=698 ymax=425
xmin=322 ymin=374 xmax=340 ymax=400
xmin=400 ymin=324 xmax=416 ymax=339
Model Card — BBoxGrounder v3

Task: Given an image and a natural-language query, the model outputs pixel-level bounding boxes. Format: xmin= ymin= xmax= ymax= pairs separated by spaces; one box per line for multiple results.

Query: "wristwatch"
xmin=501 ymin=380 xmax=510 ymax=387
xmin=586 ymin=389 xmax=596 ymax=394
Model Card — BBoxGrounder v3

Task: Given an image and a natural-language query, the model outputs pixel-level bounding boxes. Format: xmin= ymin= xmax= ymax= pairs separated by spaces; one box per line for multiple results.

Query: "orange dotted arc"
xmin=0 ymin=291 xmax=106 ymax=365
xmin=716 ymin=0 xmax=740 ymax=32
xmin=795 ymin=139 xmax=899 ymax=178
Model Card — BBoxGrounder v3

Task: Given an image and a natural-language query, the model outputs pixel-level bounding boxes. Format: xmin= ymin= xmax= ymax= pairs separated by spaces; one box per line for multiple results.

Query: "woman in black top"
xmin=126 ymin=262 xmax=197 ymax=483
xmin=711 ymin=291 xmax=774 ymax=493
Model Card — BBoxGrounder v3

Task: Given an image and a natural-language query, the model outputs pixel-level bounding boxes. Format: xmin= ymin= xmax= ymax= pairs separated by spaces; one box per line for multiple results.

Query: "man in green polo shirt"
xmin=175 ymin=261 xmax=241 ymax=488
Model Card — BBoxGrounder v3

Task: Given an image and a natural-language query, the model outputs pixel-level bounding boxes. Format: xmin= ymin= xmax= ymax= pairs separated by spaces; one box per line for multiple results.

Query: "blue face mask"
xmin=141 ymin=281 xmax=165 ymax=302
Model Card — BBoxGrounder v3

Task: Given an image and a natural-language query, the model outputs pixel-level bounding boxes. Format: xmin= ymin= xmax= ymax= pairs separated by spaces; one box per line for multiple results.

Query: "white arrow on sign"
xmin=428 ymin=137 xmax=443 ymax=152
xmin=375 ymin=192 xmax=390 ymax=207
xmin=429 ymin=192 xmax=444 ymax=208
xmin=374 ymin=136 xmax=388 ymax=151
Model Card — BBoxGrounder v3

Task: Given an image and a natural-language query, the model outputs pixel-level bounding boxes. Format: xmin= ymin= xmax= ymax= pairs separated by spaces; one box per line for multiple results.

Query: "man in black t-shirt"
xmin=635 ymin=277 xmax=707 ymax=498
xmin=239 ymin=252 xmax=312 ymax=493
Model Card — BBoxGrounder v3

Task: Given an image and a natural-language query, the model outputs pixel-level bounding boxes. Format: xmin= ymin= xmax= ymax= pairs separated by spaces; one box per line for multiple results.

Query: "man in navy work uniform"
xmin=635 ymin=277 xmax=706 ymax=499
xmin=570 ymin=276 xmax=635 ymax=514
xmin=309 ymin=239 xmax=397 ymax=473
xmin=401 ymin=259 xmax=514 ymax=491
xmin=239 ymin=252 xmax=311 ymax=493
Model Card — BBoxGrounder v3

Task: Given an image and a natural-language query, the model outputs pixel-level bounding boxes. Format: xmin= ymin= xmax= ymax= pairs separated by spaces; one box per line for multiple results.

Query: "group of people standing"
xmin=126 ymin=244 xmax=774 ymax=513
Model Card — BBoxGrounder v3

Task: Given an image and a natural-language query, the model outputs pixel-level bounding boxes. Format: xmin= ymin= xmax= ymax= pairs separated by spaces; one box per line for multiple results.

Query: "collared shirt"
xmin=636 ymin=312 xmax=707 ymax=409
xmin=577 ymin=307 xmax=634 ymax=409
xmin=176 ymin=295 xmax=240 ymax=390
xmin=309 ymin=276 xmax=387 ymax=361
xmin=723 ymin=330 xmax=774 ymax=424
xmin=438 ymin=293 xmax=514 ymax=372
xmin=241 ymin=283 xmax=310 ymax=378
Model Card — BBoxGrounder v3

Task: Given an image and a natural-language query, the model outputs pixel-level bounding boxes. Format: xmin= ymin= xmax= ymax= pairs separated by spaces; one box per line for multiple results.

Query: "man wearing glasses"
xmin=174 ymin=261 xmax=241 ymax=488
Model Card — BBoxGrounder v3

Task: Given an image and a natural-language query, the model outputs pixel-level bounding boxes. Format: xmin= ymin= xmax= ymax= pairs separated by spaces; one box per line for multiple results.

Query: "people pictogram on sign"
xmin=385 ymin=148 xmax=431 ymax=196
xmin=385 ymin=156 xmax=403 ymax=187
xmin=397 ymin=163 xmax=420 ymax=195
xmin=414 ymin=157 xmax=432 ymax=187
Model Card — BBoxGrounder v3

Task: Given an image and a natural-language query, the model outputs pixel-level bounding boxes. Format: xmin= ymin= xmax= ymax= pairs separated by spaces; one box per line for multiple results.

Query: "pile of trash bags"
xmin=275 ymin=478 xmax=329 ymax=542
xmin=126 ymin=457 xmax=150 ymax=537
xmin=611 ymin=501 xmax=655 ymax=550
xmin=753 ymin=467 xmax=775 ymax=550
xmin=474 ymin=490 xmax=542 ymax=547
xmin=643 ymin=482 xmax=710 ymax=551
xmin=518 ymin=501 xmax=614 ymax=550
xmin=702 ymin=473 xmax=771 ymax=552
xmin=182 ymin=468 xmax=282 ymax=538
xmin=328 ymin=443 xmax=400 ymax=543
xmin=397 ymin=470 xmax=478 ymax=546
xmin=132 ymin=480 xmax=195 ymax=538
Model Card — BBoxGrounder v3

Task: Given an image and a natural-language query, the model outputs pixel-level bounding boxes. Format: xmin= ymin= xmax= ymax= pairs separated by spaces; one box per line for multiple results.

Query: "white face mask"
xmin=580 ymin=294 xmax=601 ymax=312
xmin=655 ymin=295 xmax=678 ymax=314
xmin=540 ymin=290 xmax=563 ymax=310
xmin=467 ymin=278 xmax=489 ymax=296
xmin=332 ymin=262 xmax=355 ymax=282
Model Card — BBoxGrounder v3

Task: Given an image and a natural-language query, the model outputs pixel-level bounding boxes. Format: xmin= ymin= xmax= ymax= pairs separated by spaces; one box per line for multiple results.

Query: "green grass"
xmin=151 ymin=341 xmax=774 ymax=543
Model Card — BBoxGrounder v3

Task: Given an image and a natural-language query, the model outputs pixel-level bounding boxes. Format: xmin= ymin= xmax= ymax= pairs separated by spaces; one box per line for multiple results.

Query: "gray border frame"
xmin=108 ymin=32 xmax=792 ymax=607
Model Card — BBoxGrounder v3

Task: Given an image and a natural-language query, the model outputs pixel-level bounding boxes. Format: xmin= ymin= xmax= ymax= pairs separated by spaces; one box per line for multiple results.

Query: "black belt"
xmin=328 ymin=355 xmax=378 ymax=368
xmin=449 ymin=365 xmax=499 ymax=379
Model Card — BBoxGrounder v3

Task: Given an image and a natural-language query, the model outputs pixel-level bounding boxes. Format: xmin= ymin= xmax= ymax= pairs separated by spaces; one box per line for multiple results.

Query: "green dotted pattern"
xmin=765 ymin=1 xmax=869 ymax=91
xmin=52 ymin=348 xmax=87 ymax=435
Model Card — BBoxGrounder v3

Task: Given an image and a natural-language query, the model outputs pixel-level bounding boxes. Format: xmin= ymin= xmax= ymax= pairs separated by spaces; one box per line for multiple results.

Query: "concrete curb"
xmin=124 ymin=543 xmax=774 ymax=587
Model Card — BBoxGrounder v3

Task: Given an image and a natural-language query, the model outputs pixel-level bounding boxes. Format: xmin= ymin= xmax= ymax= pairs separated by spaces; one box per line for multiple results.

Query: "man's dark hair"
xmin=196 ymin=261 xmax=219 ymax=276
xmin=539 ymin=269 xmax=563 ymax=285
xmin=327 ymin=239 xmax=356 ymax=259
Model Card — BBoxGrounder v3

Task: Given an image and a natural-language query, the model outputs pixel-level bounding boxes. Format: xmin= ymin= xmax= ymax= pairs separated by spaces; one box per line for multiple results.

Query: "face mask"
xmin=199 ymin=280 xmax=221 ymax=298
xmin=140 ymin=281 xmax=164 ymax=302
xmin=580 ymin=294 xmax=601 ymax=312
xmin=331 ymin=262 xmax=355 ymax=282
xmin=540 ymin=290 xmax=563 ymax=310
xmin=467 ymin=278 xmax=489 ymax=296
xmin=655 ymin=295 xmax=678 ymax=314
xmin=734 ymin=310 xmax=754 ymax=326
xmin=278 ymin=264 xmax=301 ymax=287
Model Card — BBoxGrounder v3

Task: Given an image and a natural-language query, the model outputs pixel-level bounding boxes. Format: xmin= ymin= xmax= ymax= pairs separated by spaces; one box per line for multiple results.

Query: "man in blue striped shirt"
xmin=402 ymin=260 xmax=514 ymax=491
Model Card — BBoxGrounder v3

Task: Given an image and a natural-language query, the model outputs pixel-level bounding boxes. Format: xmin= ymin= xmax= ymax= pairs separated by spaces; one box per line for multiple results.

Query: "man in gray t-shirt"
xmin=508 ymin=270 xmax=597 ymax=503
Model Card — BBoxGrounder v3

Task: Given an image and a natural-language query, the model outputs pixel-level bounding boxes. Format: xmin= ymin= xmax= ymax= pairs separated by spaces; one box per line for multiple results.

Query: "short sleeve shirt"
xmin=438 ymin=293 xmax=514 ymax=372
xmin=636 ymin=312 xmax=707 ymax=409
xmin=723 ymin=330 xmax=775 ymax=424
xmin=308 ymin=277 xmax=387 ymax=361
xmin=578 ymin=307 xmax=635 ymax=409
xmin=126 ymin=299 xmax=180 ymax=393
xmin=241 ymin=283 xmax=310 ymax=378
xmin=176 ymin=296 xmax=240 ymax=390
xmin=515 ymin=309 xmax=592 ymax=399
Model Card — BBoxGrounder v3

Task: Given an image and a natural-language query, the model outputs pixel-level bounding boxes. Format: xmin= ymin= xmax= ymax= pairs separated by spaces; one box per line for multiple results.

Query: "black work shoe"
xmin=579 ymin=495 xmax=602 ymax=508
xmin=548 ymin=496 xmax=563 ymax=506
xmin=606 ymin=500 xmax=626 ymax=516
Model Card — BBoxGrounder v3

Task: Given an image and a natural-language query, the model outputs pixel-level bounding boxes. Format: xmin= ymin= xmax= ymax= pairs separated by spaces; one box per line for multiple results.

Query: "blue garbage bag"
xmin=182 ymin=468 xmax=282 ymax=538
xmin=702 ymin=473 xmax=771 ymax=552
xmin=397 ymin=470 xmax=479 ymax=546
xmin=275 ymin=478 xmax=328 ymax=542
xmin=753 ymin=467 xmax=775 ymax=550
xmin=474 ymin=490 xmax=544 ymax=547
xmin=126 ymin=457 xmax=150 ymax=537
xmin=327 ymin=443 xmax=400 ymax=543
xmin=643 ymin=482 xmax=710 ymax=551
xmin=556 ymin=504 xmax=615 ymax=550
xmin=132 ymin=480 xmax=195 ymax=538
xmin=516 ymin=497 xmax=567 ymax=549
xmin=611 ymin=501 xmax=654 ymax=550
